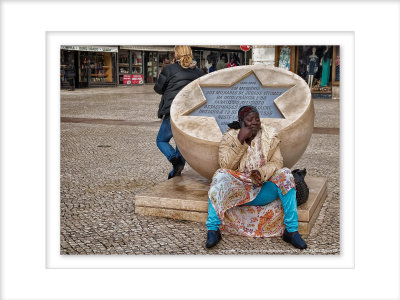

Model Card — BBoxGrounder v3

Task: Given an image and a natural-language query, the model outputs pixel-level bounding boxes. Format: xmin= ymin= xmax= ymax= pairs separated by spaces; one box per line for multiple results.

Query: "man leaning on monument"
xmin=205 ymin=105 xmax=307 ymax=250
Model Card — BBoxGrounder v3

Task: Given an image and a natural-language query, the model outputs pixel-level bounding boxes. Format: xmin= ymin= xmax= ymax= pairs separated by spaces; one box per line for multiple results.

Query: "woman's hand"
xmin=250 ymin=170 xmax=262 ymax=187
xmin=237 ymin=124 xmax=253 ymax=145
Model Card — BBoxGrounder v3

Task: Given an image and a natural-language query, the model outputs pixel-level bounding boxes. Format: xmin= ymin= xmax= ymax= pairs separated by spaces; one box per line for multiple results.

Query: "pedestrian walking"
xmin=154 ymin=45 xmax=205 ymax=179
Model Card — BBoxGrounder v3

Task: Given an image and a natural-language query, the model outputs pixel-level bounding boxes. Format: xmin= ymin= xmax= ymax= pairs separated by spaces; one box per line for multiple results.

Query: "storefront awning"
xmin=119 ymin=45 xmax=174 ymax=52
xmin=61 ymin=45 xmax=118 ymax=52
xmin=191 ymin=45 xmax=242 ymax=51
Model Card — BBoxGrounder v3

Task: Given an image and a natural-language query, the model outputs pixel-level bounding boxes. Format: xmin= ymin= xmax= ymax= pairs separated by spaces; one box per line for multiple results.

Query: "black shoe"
xmin=205 ymin=229 xmax=222 ymax=248
xmin=168 ymin=156 xmax=185 ymax=179
xmin=282 ymin=229 xmax=307 ymax=249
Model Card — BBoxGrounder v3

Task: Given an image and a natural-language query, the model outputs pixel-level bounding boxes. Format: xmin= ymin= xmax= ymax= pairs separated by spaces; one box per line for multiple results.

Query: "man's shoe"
xmin=282 ymin=229 xmax=307 ymax=249
xmin=205 ymin=229 xmax=222 ymax=248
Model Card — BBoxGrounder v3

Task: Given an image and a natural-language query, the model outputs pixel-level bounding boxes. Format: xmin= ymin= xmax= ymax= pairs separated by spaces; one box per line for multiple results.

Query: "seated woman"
xmin=205 ymin=106 xmax=307 ymax=250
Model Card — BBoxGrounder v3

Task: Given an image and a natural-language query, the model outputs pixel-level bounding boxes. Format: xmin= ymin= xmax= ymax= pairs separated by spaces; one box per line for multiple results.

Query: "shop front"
xmin=60 ymin=45 xmax=118 ymax=89
xmin=274 ymin=45 xmax=340 ymax=99
xmin=118 ymin=46 xmax=175 ymax=85
xmin=60 ymin=49 xmax=78 ymax=90
xmin=60 ymin=45 xmax=255 ymax=89
xmin=118 ymin=45 xmax=247 ymax=83
xmin=191 ymin=45 xmax=248 ymax=73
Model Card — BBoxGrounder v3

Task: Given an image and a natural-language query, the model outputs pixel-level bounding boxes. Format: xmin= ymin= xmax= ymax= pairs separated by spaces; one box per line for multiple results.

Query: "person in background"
xmin=158 ymin=57 xmax=170 ymax=77
xmin=154 ymin=46 xmax=205 ymax=179
xmin=190 ymin=59 xmax=197 ymax=69
xmin=216 ymin=56 xmax=227 ymax=70
xmin=227 ymin=56 xmax=238 ymax=68
xmin=209 ymin=62 xmax=217 ymax=73
xmin=235 ymin=54 xmax=240 ymax=66
xmin=200 ymin=59 xmax=208 ymax=74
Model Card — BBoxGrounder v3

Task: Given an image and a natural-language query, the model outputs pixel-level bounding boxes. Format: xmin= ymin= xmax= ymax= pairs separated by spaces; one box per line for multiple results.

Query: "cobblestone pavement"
xmin=60 ymin=85 xmax=340 ymax=255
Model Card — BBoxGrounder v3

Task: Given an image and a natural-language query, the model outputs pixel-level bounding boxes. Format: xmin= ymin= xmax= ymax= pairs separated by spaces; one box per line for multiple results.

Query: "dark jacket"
xmin=154 ymin=62 xmax=204 ymax=118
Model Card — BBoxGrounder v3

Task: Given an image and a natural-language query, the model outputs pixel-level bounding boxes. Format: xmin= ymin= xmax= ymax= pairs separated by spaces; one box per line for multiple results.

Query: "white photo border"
xmin=1 ymin=1 xmax=399 ymax=299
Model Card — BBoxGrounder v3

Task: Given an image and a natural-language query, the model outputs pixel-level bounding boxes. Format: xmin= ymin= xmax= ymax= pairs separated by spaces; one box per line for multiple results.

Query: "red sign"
xmin=240 ymin=45 xmax=252 ymax=52
xmin=131 ymin=74 xmax=144 ymax=84
xmin=123 ymin=75 xmax=131 ymax=84
xmin=123 ymin=74 xmax=144 ymax=85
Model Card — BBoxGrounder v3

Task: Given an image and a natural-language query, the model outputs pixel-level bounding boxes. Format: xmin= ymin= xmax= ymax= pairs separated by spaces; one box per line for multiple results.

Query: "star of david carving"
xmin=189 ymin=72 xmax=294 ymax=133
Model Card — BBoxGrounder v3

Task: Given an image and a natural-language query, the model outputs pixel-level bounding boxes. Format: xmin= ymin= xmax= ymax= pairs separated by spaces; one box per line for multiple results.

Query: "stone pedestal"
xmin=135 ymin=170 xmax=327 ymax=235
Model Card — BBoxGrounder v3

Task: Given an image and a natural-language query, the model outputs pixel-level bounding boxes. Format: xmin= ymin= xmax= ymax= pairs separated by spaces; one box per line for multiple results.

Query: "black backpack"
xmin=292 ymin=169 xmax=309 ymax=206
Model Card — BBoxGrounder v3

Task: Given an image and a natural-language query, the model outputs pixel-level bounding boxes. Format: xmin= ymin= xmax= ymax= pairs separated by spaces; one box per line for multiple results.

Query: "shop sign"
xmin=131 ymin=74 xmax=144 ymax=84
xmin=123 ymin=75 xmax=144 ymax=85
xmin=123 ymin=75 xmax=132 ymax=84
xmin=120 ymin=46 xmax=174 ymax=52
xmin=61 ymin=45 xmax=118 ymax=53
xmin=240 ymin=45 xmax=252 ymax=52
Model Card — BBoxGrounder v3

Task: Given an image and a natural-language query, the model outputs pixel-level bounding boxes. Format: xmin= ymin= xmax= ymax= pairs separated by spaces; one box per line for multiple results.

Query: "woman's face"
xmin=243 ymin=112 xmax=261 ymax=136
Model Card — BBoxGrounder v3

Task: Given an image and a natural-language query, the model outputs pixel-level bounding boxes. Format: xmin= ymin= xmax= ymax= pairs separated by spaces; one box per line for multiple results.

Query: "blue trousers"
xmin=206 ymin=181 xmax=298 ymax=233
xmin=156 ymin=115 xmax=185 ymax=163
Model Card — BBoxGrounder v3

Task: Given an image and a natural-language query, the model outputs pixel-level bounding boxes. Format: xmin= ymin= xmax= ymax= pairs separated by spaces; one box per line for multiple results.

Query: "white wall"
xmin=252 ymin=45 xmax=275 ymax=65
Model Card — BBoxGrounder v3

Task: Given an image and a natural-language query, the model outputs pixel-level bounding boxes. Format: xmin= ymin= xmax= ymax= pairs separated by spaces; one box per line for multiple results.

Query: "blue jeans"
xmin=156 ymin=115 xmax=185 ymax=163
xmin=206 ymin=181 xmax=298 ymax=232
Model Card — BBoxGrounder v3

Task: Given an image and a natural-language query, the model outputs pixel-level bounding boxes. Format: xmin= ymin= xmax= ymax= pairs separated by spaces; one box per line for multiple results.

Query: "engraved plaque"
xmin=190 ymin=73 xmax=288 ymax=133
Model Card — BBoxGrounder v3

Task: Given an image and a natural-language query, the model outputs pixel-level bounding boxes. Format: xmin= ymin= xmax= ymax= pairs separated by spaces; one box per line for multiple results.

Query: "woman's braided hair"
xmin=174 ymin=45 xmax=193 ymax=69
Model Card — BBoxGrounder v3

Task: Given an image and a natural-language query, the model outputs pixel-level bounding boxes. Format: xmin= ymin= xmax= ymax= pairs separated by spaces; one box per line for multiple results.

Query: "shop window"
xmin=118 ymin=50 xmax=144 ymax=85
xmin=118 ymin=50 xmax=130 ymax=84
xmin=275 ymin=46 xmax=296 ymax=73
xmin=89 ymin=52 xmax=113 ymax=83
xmin=79 ymin=53 xmax=89 ymax=84
xmin=145 ymin=52 xmax=158 ymax=84
xmin=131 ymin=51 xmax=144 ymax=84
xmin=193 ymin=50 xmax=201 ymax=66
xmin=60 ymin=50 xmax=75 ymax=84
xmin=132 ymin=51 xmax=143 ymax=74
xmin=297 ymin=45 xmax=335 ymax=97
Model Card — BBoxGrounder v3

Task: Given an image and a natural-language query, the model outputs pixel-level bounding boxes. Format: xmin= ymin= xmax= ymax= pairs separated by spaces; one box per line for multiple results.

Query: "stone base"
xmin=135 ymin=170 xmax=327 ymax=235
xmin=312 ymin=92 xmax=332 ymax=99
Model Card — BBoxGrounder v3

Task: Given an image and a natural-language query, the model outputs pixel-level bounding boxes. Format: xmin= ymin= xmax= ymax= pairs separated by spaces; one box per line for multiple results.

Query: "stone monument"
xmin=170 ymin=65 xmax=314 ymax=179
xmin=135 ymin=65 xmax=327 ymax=235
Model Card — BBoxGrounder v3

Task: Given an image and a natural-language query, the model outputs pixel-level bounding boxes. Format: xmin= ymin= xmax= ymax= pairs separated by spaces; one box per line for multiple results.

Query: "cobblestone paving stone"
xmin=60 ymin=86 xmax=340 ymax=255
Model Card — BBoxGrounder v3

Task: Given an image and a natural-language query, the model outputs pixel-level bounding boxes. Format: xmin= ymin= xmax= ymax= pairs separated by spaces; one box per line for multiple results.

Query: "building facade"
xmin=252 ymin=45 xmax=340 ymax=99
xmin=60 ymin=45 xmax=340 ymax=99
xmin=60 ymin=45 xmax=118 ymax=89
